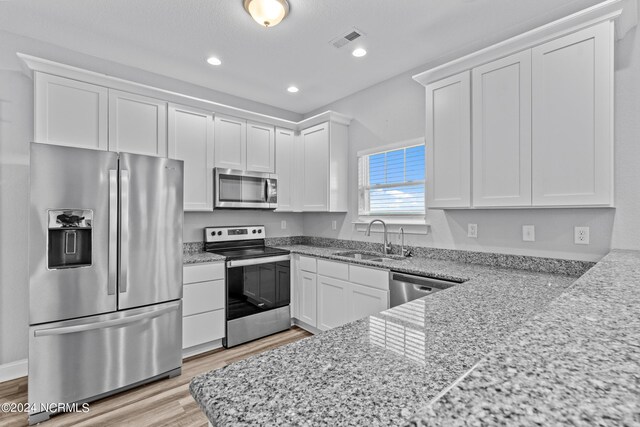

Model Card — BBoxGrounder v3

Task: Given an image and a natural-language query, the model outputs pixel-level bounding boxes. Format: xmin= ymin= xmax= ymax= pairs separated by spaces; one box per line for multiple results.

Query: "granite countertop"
xmin=408 ymin=249 xmax=640 ymax=426
xmin=183 ymin=251 xmax=226 ymax=264
xmin=189 ymin=245 xmax=592 ymax=426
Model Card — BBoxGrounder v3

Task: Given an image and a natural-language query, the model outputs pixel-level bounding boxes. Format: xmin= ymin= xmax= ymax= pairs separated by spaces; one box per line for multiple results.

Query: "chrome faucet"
xmin=400 ymin=227 xmax=412 ymax=257
xmin=365 ymin=219 xmax=392 ymax=255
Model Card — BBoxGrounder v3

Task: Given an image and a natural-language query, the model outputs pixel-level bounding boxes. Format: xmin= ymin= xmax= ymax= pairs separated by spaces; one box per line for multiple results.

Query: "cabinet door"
xmin=108 ymin=90 xmax=167 ymax=157
xmin=425 ymin=71 xmax=471 ymax=208
xmin=246 ymin=121 xmax=275 ymax=173
xmin=275 ymin=128 xmax=295 ymax=211
xmin=472 ymin=51 xmax=532 ymax=207
xmin=349 ymin=283 xmax=388 ymax=322
xmin=214 ymin=115 xmax=246 ymax=170
xmin=301 ymin=123 xmax=329 ymax=211
xmin=532 ymin=21 xmax=613 ymax=206
xmin=34 ymin=73 xmax=108 ymax=150
xmin=317 ymin=275 xmax=351 ymax=331
xmin=298 ymin=271 xmax=317 ymax=327
xmin=168 ymin=104 xmax=214 ymax=211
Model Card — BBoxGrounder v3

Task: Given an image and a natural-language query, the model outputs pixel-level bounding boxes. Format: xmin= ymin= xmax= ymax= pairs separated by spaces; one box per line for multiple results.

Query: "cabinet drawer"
xmin=299 ymin=256 xmax=317 ymax=273
xmin=183 ymin=279 xmax=225 ymax=316
xmin=317 ymin=259 xmax=349 ymax=281
xmin=349 ymin=265 xmax=389 ymax=291
xmin=184 ymin=262 xmax=225 ymax=284
xmin=182 ymin=309 xmax=225 ymax=349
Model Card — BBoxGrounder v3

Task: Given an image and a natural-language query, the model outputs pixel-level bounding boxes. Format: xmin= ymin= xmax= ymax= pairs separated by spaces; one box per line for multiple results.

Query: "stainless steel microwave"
xmin=214 ymin=168 xmax=278 ymax=209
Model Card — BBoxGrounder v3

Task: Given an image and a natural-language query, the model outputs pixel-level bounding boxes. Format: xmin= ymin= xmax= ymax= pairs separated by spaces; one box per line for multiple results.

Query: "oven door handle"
xmin=227 ymin=254 xmax=291 ymax=268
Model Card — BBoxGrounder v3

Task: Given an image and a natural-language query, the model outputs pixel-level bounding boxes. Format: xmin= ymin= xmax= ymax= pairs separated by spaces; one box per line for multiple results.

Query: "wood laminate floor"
xmin=0 ymin=327 xmax=312 ymax=427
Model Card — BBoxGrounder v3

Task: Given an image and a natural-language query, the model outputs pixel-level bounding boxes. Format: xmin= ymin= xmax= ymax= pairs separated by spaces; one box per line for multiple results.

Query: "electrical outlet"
xmin=332 ymin=220 xmax=337 ymax=230
xmin=522 ymin=225 xmax=535 ymax=242
xmin=281 ymin=220 xmax=286 ymax=230
xmin=574 ymin=226 xmax=590 ymax=245
xmin=467 ymin=224 xmax=478 ymax=238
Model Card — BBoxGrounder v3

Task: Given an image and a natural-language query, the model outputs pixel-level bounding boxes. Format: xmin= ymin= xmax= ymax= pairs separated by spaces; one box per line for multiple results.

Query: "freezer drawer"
xmin=28 ymin=301 xmax=182 ymax=422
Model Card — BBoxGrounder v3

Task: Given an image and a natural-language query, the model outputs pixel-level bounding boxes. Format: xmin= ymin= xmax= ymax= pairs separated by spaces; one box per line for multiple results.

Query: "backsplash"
xmin=184 ymin=236 xmax=595 ymax=277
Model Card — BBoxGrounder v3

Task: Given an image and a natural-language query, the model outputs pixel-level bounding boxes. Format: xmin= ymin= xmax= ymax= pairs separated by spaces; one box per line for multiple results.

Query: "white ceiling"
xmin=0 ymin=0 xmax=604 ymax=114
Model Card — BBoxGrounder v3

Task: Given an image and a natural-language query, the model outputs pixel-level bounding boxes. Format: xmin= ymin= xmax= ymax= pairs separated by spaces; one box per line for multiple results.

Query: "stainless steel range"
xmin=204 ymin=226 xmax=291 ymax=347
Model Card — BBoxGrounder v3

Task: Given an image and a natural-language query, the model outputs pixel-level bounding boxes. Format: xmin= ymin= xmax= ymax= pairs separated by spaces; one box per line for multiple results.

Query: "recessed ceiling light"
xmin=206 ymin=56 xmax=222 ymax=66
xmin=287 ymin=86 xmax=299 ymax=93
xmin=352 ymin=48 xmax=367 ymax=58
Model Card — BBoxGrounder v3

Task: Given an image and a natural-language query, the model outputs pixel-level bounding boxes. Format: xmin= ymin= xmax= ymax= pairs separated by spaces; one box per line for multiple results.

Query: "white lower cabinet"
xmin=317 ymin=276 xmax=351 ymax=331
xmin=182 ymin=262 xmax=225 ymax=355
xmin=298 ymin=270 xmax=318 ymax=327
xmin=293 ymin=255 xmax=389 ymax=332
xmin=350 ymin=283 xmax=388 ymax=321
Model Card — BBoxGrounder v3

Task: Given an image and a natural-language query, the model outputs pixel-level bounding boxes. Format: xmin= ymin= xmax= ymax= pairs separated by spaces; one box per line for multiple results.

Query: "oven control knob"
xmin=258 ymin=229 xmax=262 ymax=234
xmin=210 ymin=231 xmax=215 ymax=236
xmin=217 ymin=231 xmax=222 ymax=236
xmin=252 ymin=229 xmax=257 ymax=234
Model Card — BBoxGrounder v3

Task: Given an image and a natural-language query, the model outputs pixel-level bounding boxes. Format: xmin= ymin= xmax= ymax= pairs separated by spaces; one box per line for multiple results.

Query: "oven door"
xmin=214 ymin=168 xmax=278 ymax=209
xmin=226 ymin=255 xmax=291 ymax=321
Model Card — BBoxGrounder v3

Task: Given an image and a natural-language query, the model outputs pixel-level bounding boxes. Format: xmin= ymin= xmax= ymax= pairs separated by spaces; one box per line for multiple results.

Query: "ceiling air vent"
xmin=330 ymin=28 xmax=365 ymax=49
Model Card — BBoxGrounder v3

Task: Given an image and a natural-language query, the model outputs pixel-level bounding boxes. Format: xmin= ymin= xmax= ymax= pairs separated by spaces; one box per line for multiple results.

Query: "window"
xmin=358 ymin=140 xmax=425 ymax=216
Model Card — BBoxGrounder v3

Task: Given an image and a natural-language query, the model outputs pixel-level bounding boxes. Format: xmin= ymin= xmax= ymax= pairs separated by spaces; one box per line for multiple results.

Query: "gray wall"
xmin=0 ymin=31 xmax=302 ymax=366
xmin=302 ymin=27 xmax=640 ymax=262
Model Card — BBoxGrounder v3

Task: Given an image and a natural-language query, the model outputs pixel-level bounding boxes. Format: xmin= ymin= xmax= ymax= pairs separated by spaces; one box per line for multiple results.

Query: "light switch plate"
xmin=467 ymin=224 xmax=478 ymax=238
xmin=332 ymin=220 xmax=337 ymax=230
xmin=574 ymin=226 xmax=590 ymax=245
xmin=281 ymin=220 xmax=286 ymax=230
xmin=523 ymin=225 xmax=535 ymax=242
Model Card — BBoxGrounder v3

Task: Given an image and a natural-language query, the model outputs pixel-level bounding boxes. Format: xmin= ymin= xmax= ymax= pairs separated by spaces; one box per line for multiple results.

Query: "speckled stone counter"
xmin=190 ymin=249 xmax=582 ymax=426
xmin=183 ymin=242 xmax=225 ymax=264
xmin=407 ymin=249 xmax=640 ymax=426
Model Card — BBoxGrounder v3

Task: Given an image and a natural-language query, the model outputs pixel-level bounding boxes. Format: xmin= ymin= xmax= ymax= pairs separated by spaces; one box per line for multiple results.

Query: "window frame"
xmin=357 ymin=137 xmax=426 ymax=220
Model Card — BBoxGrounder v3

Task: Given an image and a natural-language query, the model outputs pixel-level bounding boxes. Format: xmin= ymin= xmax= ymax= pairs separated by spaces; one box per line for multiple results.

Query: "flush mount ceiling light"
xmin=287 ymin=86 xmax=299 ymax=93
xmin=243 ymin=0 xmax=290 ymax=28
xmin=206 ymin=56 xmax=222 ymax=66
xmin=352 ymin=48 xmax=367 ymax=58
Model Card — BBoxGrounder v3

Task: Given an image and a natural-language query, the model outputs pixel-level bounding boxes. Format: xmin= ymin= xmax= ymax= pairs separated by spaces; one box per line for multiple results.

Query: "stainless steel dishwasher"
xmin=389 ymin=271 xmax=462 ymax=307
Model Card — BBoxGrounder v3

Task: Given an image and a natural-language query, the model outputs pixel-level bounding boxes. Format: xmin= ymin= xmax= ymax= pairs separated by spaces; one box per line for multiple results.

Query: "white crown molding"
xmin=413 ymin=0 xmax=630 ymax=86
xmin=0 ymin=358 xmax=27 ymax=383
xmin=16 ymin=53 xmax=352 ymax=131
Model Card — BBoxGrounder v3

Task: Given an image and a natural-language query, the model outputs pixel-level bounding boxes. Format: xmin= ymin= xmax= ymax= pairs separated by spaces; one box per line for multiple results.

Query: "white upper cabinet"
xmin=301 ymin=123 xmax=329 ymax=211
xmin=214 ymin=114 xmax=246 ymax=170
xmin=275 ymin=127 xmax=295 ymax=211
xmin=34 ymin=73 xmax=108 ymax=150
xmin=168 ymin=104 xmax=214 ymax=211
xmin=472 ymin=51 xmax=532 ymax=207
xmin=299 ymin=121 xmax=348 ymax=212
xmin=531 ymin=22 xmax=613 ymax=206
xmin=214 ymin=115 xmax=275 ymax=172
xmin=246 ymin=121 xmax=275 ymax=173
xmin=425 ymin=71 xmax=471 ymax=208
xmin=108 ymin=89 xmax=167 ymax=157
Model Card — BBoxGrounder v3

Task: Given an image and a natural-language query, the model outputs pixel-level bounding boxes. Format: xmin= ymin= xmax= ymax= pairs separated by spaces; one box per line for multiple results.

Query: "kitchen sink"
xmin=333 ymin=251 xmax=403 ymax=263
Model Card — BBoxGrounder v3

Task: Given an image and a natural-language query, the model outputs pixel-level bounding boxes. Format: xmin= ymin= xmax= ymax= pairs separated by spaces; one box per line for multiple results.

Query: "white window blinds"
xmin=358 ymin=143 xmax=425 ymax=215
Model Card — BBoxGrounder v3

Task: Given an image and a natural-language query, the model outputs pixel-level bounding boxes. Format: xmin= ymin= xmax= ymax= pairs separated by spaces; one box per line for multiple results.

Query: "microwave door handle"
xmin=264 ymin=178 xmax=269 ymax=203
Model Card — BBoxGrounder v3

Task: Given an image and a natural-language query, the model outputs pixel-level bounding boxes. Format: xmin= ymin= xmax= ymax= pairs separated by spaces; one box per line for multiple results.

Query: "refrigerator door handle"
xmin=108 ymin=170 xmax=118 ymax=295
xmin=33 ymin=301 xmax=180 ymax=337
xmin=119 ymin=170 xmax=130 ymax=294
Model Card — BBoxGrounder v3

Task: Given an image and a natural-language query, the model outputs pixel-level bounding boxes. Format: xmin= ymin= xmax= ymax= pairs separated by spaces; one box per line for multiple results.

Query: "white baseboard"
xmin=0 ymin=359 xmax=28 ymax=383
xmin=292 ymin=319 xmax=320 ymax=335
xmin=182 ymin=339 xmax=223 ymax=359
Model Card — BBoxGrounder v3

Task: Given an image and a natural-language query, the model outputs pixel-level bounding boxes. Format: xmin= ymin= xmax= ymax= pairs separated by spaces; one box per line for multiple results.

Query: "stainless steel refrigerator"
xmin=28 ymin=143 xmax=184 ymax=424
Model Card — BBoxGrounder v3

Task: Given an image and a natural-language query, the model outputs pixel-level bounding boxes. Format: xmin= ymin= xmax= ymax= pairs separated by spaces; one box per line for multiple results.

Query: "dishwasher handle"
xmin=390 ymin=272 xmax=459 ymax=291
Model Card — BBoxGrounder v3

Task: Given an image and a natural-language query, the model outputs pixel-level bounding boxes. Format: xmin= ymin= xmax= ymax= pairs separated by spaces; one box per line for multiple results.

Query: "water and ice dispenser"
xmin=47 ymin=209 xmax=93 ymax=269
